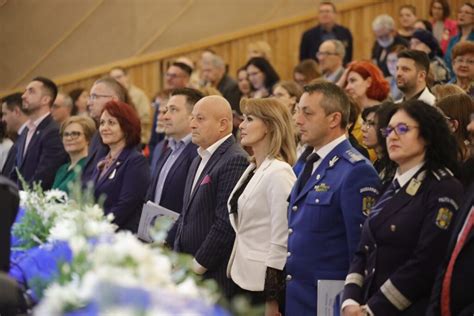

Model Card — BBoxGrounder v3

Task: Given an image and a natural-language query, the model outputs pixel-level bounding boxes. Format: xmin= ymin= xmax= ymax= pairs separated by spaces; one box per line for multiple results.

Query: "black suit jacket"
xmin=0 ymin=176 xmax=19 ymax=273
xmin=10 ymin=114 xmax=68 ymax=190
xmin=217 ymin=75 xmax=242 ymax=114
xmin=426 ymin=183 xmax=474 ymax=316
xmin=171 ymin=136 xmax=248 ymax=297
xmin=81 ymin=131 xmax=108 ymax=186
xmin=299 ymin=24 xmax=353 ymax=65
xmin=1 ymin=142 xmax=17 ymax=177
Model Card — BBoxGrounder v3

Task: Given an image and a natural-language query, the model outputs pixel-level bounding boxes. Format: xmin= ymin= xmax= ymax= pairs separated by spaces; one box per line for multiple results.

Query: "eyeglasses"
xmin=454 ymin=57 xmax=474 ymax=65
xmin=62 ymin=131 xmax=83 ymax=139
xmin=362 ymin=120 xmax=376 ymax=128
xmin=247 ymin=71 xmax=262 ymax=77
xmin=88 ymin=93 xmax=113 ymax=101
xmin=316 ymin=52 xmax=339 ymax=58
xmin=380 ymin=123 xmax=419 ymax=137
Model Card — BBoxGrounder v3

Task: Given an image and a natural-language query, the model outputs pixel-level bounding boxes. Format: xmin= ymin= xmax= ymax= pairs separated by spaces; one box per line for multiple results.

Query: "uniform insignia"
xmin=362 ymin=196 xmax=375 ymax=216
xmin=360 ymin=187 xmax=379 ymax=195
xmin=435 ymin=207 xmax=453 ymax=230
xmin=109 ymin=169 xmax=116 ymax=179
xmin=406 ymin=178 xmax=421 ymax=196
xmin=328 ymin=156 xmax=339 ymax=168
xmin=345 ymin=149 xmax=364 ymax=163
xmin=314 ymin=183 xmax=330 ymax=192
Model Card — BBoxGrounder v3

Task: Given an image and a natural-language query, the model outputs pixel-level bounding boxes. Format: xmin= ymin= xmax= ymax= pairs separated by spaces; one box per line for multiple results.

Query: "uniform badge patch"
xmin=362 ymin=196 xmax=375 ymax=216
xmin=435 ymin=207 xmax=453 ymax=230
xmin=315 ymin=183 xmax=330 ymax=192
xmin=406 ymin=178 xmax=421 ymax=196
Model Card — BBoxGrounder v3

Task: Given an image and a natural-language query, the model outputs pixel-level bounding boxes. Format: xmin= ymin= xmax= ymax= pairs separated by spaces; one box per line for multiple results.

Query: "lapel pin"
xmin=109 ymin=169 xmax=116 ymax=179
xmin=328 ymin=156 xmax=339 ymax=168
xmin=390 ymin=225 xmax=396 ymax=232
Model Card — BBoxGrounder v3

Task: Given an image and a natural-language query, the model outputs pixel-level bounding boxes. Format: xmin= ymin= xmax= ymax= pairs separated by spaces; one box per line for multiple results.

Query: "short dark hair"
xmin=1 ymin=93 xmax=25 ymax=113
xmin=245 ymin=57 xmax=280 ymax=92
xmin=386 ymin=100 xmax=459 ymax=175
xmin=361 ymin=104 xmax=381 ymax=121
xmin=397 ymin=49 xmax=430 ymax=73
xmin=171 ymin=62 xmax=193 ymax=76
xmin=32 ymin=76 xmax=58 ymax=106
xmin=101 ymin=100 xmax=141 ymax=148
xmin=415 ymin=19 xmax=433 ymax=33
xmin=399 ymin=4 xmax=416 ymax=15
xmin=303 ymin=81 xmax=350 ymax=128
xmin=430 ymin=0 xmax=451 ymax=19
xmin=320 ymin=1 xmax=337 ymax=12
xmin=170 ymin=88 xmax=204 ymax=112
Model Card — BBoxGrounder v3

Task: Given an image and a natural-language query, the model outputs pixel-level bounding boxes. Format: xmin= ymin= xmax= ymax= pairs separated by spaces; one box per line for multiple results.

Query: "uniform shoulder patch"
xmin=435 ymin=207 xmax=453 ymax=230
xmin=343 ymin=149 xmax=365 ymax=164
xmin=431 ymin=168 xmax=454 ymax=181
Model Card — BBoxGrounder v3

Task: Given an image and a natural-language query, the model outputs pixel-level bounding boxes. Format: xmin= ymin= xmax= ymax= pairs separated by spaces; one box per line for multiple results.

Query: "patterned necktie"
xmin=369 ymin=179 xmax=400 ymax=218
xmin=298 ymin=152 xmax=320 ymax=193
xmin=440 ymin=207 xmax=474 ymax=316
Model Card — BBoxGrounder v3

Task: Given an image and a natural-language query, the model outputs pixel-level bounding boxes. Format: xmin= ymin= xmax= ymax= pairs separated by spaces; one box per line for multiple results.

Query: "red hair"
xmin=346 ymin=61 xmax=390 ymax=102
xmin=101 ymin=100 xmax=141 ymax=147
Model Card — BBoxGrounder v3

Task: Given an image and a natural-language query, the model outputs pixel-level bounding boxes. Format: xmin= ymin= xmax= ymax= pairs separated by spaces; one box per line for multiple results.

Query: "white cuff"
xmin=341 ymin=299 xmax=360 ymax=312
xmin=362 ymin=304 xmax=374 ymax=316
xmin=192 ymin=258 xmax=207 ymax=275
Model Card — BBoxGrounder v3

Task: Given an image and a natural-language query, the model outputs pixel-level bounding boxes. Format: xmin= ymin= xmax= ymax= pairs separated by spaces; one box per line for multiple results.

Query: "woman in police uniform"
xmin=341 ymin=100 xmax=463 ymax=316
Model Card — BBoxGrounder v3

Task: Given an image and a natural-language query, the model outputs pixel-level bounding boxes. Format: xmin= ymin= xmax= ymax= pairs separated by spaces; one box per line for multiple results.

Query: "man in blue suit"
xmin=286 ymin=82 xmax=381 ymax=315
xmin=171 ymin=95 xmax=248 ymax=298
xmin=10 ymin=77 xmax=67 ymax=190
xmin=145 ymin=88 xmax=202 ymax=243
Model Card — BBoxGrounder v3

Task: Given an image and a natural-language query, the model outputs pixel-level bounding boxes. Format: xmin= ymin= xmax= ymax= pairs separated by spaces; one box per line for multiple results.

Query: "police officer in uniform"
xmin=286 ymin=82 xmax=381 ymax=315
xmin=342 ymin=100 xmax=463 ymax=316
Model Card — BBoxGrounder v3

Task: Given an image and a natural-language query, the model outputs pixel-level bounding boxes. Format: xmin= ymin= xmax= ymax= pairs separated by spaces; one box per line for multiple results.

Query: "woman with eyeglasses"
xmin=91 ymin=100 xmax=150 ymax=233
xmin=245 ymin=57 xmax=280 ymax=99
xmin=449 ymin=41 xmax=474 ymax=97
xmin=52 ymin=116 xmax=96 ymax=194
xmin=342 ymin=100 xmax=463 ymax=316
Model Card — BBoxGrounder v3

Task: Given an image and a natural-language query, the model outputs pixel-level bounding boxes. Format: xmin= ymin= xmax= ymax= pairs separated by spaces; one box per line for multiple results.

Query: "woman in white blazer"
xmin=227 ymin=98 xmax=296 ymax=315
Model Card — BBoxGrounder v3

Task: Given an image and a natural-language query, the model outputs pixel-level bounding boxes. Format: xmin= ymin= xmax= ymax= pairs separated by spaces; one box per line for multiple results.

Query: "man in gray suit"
xmin=171 ymin=96 xmax=248 ymax=298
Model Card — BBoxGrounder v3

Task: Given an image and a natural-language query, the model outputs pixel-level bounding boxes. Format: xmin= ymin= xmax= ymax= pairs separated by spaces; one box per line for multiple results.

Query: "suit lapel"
xmin=16 ymin=129 xmax=27 ymax=167
xmin=182 ymin=156 xmax=200 ymax=214
xmin=150 ymin=148 xmax=172 ymax=193
xmin=94 ymin=148 xmax=130 ymax=190
xmin=21 ymin=114 xmax=53 ymax=164
xmin=184 ymin=136 xmax=235 ymax=212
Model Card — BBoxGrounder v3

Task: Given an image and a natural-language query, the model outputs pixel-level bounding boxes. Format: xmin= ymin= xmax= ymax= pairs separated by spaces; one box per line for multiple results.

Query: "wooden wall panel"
xmin=1 ymin=0 xmax=467 ymax=99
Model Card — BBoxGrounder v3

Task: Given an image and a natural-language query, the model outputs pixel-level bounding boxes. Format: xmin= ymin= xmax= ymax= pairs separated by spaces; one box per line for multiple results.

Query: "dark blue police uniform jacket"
xmin=343 ymin=167 xmax=463 ymax=316
xmin=92 ymin=146 xmax=150 ymax=233
xmin=286 ymin=139 xmax=380 ymax=315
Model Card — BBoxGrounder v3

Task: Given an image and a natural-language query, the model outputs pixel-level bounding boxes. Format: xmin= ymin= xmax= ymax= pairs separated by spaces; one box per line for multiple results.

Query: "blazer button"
xmin=288 ymin=228 xmax=293 ymax=234
xmin=287 ymin=251 xmax=291 ymax=257
xmin=286 ymin=274 xmax=292 ymax=281
xmin=364 ymin=269 xmax=368 ymax=276
xmin=315 ymin=198 xmax=320 ymax=203
xmin=292 ymin=205 xmax=298 ymax=212
xmin=364 ymin=245 xmax=369 ymax=251
xmin=372 ymin=268 xmax=375 ymax=273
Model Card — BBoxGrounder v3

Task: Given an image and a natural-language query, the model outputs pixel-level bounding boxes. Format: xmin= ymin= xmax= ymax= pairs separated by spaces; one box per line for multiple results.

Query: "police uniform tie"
xmin=369 ymin=179 xmax=400 ymax=218
xmin=298 ymin=152 xmax=320 ymax=193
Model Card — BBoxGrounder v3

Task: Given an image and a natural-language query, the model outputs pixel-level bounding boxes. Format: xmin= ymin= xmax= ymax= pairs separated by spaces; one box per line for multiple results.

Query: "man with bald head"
xmin=82 ymin=76 xmax=128 ymax=184
xmin=170 ymin=95 xmax=248 ymax=298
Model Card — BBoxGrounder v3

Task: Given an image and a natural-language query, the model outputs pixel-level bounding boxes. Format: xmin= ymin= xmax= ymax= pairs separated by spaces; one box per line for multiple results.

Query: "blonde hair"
xmin=240 ymin=98 xmax=296 ymax=165
xmin=60 ymin=115 xmax=97 ymax=142
xmin=247 ymin=41 xmax=273 ymax=61
xmin=432 ymin=83 xmax=466 ymax=100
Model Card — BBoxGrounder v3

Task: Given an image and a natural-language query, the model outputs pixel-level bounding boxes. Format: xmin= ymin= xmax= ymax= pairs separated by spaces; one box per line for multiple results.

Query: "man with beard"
xmin=395 ymin=49 xmax=436 ymax=105
xmin=371 ymin=14 xmax=409 ymax=77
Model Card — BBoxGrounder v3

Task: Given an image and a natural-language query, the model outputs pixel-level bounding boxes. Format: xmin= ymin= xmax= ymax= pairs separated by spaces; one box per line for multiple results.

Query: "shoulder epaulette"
xmin=342 ymin=149 xmax=365 ymax=164
xmin=431 ymin=167 xmax=454 ymax=181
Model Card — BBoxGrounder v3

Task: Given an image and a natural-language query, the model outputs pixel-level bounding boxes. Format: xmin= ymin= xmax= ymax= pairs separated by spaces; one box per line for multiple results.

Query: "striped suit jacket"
xmin=172 ymin=136 xmax=248 ymax=297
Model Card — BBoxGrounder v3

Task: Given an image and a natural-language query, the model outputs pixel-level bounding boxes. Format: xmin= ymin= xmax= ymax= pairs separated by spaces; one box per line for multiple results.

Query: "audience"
xmin=299 ymin=1 xmax=353 ymax=65
xmin=227 ymin=98 xmax=296 ymax=315
xmin=286 ymin=82 xmax=380 ymax=314
xmin=245 ymin=57 xmax=280 ymax=99
xmin=395 ymin=49 xmax=436 ymax=104
xmin=293 ymin=59 xmax=321 ymax=88
xmin=437 ymin=93 xmax=474 ymax=188
xmin=92 ymin=100 xmax=150 ymax=233
xmin=236 ymin=67 xmax=252 ymax=100
xmin=342 ymin=100 xmax=463 ymax=316
xmin=52 ymin=116 xmax=96 ymax=194
xmin=372 ymin=14 xmax=409 ymax=77
xmin=272 ymin=80 xmax=303 ymax=114
xmin=445 ymin=3 xmax=474 ymax=73
xmin=0 ymin=93 xmax=28 ymax=177
xmin=317 ymin=39 xmax=346 ymax=83
xmin=449 ymin=40 xmax=474 ymax=96
xmin=0 ymin=115 xmax=13 ymax=173
xmin=397 ymin=5 xmax=418 ymax=42
xmin=68 ymin=88 xmax=89 ymax=116
xmin=110 ymin=66 xmax=152 ymax=146
xmin=247 ymin=41 xmax=273 ymax=62
xmin=410 ymin=29 xmax=450 ymax=83
xmin=430 ymin=0 xmax=458 ymax=54
xmin=414 ymin=19 xmax=434 ymax=33
xmin=51 ymin=92 xmax=74 ymax=126
xmin=201 ymin=54 xmax=241 ymax=112
xmin=10 ymin=77 xmax=68 ymax=190
xmin=170 ymin=96 xmax=248 ymax=298
xmin=432 ymin=83 xmax=466 ymax=100
xmin=385 ymin=44 xmax=406 ymax=100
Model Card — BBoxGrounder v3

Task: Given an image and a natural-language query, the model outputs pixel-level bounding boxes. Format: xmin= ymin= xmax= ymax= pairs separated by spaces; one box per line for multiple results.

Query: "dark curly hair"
xmin=384 ymin=100 xmax=459 ymax=176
